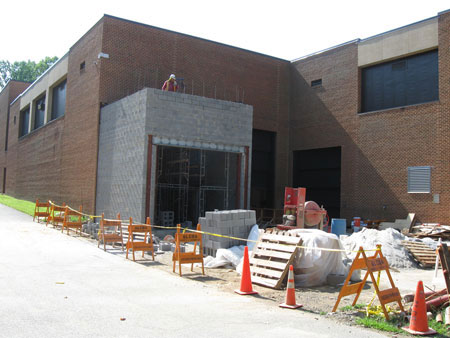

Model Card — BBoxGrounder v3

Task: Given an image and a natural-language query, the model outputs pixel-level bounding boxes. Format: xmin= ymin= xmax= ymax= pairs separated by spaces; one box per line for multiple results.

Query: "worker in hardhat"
xmin=162 ymin=74 xmax=178 ymax=92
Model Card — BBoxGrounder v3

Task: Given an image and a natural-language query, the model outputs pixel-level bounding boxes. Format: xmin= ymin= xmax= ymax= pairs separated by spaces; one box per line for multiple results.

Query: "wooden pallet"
xmin=249 ymin=230 xmax=302 ymax=289
xmin=437 ymin=243 xmax=450 ymax=294
xmin=401 ymin=240 xmax=437 ymax=267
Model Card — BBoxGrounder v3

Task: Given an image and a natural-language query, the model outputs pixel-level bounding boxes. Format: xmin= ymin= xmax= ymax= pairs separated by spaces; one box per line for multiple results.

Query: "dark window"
xmin=311 ymin=79 xmax=322 ymax=87
xmin=34 ymin=96 xmax=46 ymax=129
xmin=51 ymin=79 xmax=66 ymax=120
xmin=19 ymin=107 xmax=30 ymax=137
xmin=80 ymin=61 xmax=85 ymax=73
xmin=361 ymin=50 xmax=438 ymax=113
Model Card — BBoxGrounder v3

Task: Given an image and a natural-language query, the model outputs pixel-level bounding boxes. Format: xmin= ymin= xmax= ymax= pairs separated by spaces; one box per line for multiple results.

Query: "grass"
xmin=340 ymin=303 xmax=366 ymax=311
xmin=356 ymin=316 xmax=404 ymax=334
xmin=340 ymin=304 xmax=449 ymax=336
xmin=357 ymin=311 xmax=449 ymax=336
xmin=0 ymin=194 xmax=36 ymax=216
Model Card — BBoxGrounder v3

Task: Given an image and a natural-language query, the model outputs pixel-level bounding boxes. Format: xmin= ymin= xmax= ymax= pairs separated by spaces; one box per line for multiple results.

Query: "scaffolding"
xmin=155 ymin=146 xmax=235 ymax=227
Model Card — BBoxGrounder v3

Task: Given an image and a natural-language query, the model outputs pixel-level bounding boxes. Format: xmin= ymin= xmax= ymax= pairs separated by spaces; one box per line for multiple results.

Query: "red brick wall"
xmin=290 ymin=11 xmax=450 ymax=223
xmin=0 ymin=81 xmax=31 ymax=192
xmin=58 ymin=20 xmax=104 ymax=212
xmin=3 ymin=22 xmax=104 ymax=213
xmin=99 ymin=16 xmax=291 ymax=207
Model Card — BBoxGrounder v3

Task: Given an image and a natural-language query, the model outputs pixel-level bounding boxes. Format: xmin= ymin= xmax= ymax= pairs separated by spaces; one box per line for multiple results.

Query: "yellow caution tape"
xmin=49 ymin=200 xmax=102 ymax=219
xmin=45 ymin=199 xmax=378 ymax=254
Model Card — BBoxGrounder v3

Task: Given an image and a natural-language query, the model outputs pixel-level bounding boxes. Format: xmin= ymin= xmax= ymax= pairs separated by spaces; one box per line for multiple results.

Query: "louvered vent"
xmin=408 ymin=166 xmax=431 ymax=193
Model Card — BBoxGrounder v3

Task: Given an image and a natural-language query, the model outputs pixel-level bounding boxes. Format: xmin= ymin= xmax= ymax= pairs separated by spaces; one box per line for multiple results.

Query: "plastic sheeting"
xmin=203 ymin=224 xmax=260 ymax=269
xmin=203 ymin=226 xmax=349 ymax=287
xmin=289 ymin=229 xmax=348 ymax=287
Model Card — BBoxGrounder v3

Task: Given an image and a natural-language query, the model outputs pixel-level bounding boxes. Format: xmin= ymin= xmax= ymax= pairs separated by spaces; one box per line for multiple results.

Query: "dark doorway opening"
xmin=155 ymin=146 xmax=238 ymax=226
xmin=2 ymin=168 xmax=5 ymax=193
xmin=251 ymin=129 xmax=276 ymax=208
xmin=293 ymin=147 xmax=341 ymax=219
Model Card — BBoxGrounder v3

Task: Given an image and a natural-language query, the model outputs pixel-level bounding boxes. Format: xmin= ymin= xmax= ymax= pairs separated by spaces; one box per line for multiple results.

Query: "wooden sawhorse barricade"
xmin=126 ymin=217 xmax=155 ymax=261
xmin=33 ymin=199 xmax=50 ymax=223
xmin=332 ymin=245 xmax=404 ymax=320
xmin=172 ymin=224 xmax=205 ymax=277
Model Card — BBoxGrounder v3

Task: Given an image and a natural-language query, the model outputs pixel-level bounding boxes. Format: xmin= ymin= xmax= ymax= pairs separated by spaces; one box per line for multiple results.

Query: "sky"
xmin=2 ymin=0 xmax=449 ymax=62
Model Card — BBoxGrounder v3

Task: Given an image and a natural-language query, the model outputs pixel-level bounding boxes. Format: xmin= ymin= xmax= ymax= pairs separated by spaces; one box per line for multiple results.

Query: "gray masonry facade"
xmin=96 ymin=88 xmax=253 ymax=222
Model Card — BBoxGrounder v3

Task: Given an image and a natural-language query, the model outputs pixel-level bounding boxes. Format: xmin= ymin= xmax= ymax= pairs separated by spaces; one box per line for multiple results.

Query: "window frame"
xmin=33 ymin=94 xmax=46 ymax=130
xmin=19 ymin=106 xmax=30 ymax=137
xmin=360 ymin=49 xmax=439 ymax=113
xmin=50 ymin=78 xmax=67 ymax=121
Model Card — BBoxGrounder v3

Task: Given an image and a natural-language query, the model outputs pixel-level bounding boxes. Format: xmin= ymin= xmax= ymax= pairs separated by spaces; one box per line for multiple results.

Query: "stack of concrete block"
xmin=82 ymin=220 xmax=100 ymax=239
xmin=199 ymin=210 xmax=256 ymax=256
xmin=161 ymin=211 xmax=174 ymax=227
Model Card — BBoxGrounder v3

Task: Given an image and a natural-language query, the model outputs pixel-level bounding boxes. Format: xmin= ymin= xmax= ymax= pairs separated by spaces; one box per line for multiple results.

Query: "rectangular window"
xmin=311 ymin=79 xmax=322 ymax=87
xmin=51 ymin=79 xmax=66 ymax=120
xmin=408 ymin=166 xmax=431 ymax=193
xmin=34 ymin=95 xmax=46 ymax=129
xmin=19 ymin=107 xmax=30 ymax=137
xmin=361 ymin=50 xmax=438 ymax=113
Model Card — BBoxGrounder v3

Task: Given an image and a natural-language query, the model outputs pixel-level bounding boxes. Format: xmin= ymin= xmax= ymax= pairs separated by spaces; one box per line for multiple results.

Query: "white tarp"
xmin=204 ymin=226 xmax=348 ymax=287
xmin=289 ymin=229 xmax=347 ymax=287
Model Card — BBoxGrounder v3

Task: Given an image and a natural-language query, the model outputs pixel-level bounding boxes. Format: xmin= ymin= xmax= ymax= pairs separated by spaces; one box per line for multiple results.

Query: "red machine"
xmin=277 ymin=187 xmax=328 ymax=230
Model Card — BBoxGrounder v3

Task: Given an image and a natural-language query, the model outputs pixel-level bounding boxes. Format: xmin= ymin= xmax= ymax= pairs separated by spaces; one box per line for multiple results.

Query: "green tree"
xmin=0 ymin=56 xmax=59 ymax=89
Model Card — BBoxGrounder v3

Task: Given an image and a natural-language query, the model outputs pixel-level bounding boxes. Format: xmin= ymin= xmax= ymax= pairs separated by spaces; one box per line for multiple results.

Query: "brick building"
xmin=0 ymin=10 xmax=449 ymax=224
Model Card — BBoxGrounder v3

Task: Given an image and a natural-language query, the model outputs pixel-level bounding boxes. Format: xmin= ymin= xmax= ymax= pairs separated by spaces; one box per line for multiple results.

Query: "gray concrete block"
xmin=244 ymin=217 xmax=256 ymax=226
xmin=231 ymin=210 xmax=240 ymax=220
xmin=205 ymin=212 xmax=214 ymax=220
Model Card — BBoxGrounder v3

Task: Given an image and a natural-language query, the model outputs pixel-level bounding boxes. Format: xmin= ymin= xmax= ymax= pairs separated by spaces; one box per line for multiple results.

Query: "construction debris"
xmin=410 ymin=224 xmax=450 ymax=240
xmin=378 ymin=213 xmax=416 ymax=232
xmin=401 ymin=240 xmax=437 ymax=267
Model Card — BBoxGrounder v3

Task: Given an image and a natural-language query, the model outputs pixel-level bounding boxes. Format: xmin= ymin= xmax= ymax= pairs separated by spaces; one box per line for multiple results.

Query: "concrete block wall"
xmin=199 ymin=209 xmax=256 ymax=256
xmin=96 ymin=87 xmax=253 ymax=223
xmin=96 ymin=90 xmax=148 ymax=220
xmin=145 ymin=88 xmax=253 ymax=146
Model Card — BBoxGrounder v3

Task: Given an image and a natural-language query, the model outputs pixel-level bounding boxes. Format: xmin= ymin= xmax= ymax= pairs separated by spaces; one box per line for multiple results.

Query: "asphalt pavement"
xmin=0 ymin=204 xmax=388 ymax=338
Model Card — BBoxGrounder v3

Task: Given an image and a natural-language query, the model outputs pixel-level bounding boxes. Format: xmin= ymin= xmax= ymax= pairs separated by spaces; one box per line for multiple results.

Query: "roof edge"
xmin=291 ymin=39 xmax=360 ymax=63
xmin=10 ymin=52 xmax=69 ymax=106
xmin=103 ymin=14 xmax=289 ymax=63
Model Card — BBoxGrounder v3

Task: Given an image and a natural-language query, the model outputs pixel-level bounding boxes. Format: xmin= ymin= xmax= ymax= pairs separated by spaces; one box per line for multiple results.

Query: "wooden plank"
xmin=340 ymin=282 xmax=364 ymax=297
xmin=367 ymin=257 xmax=389 ymax=272
xmin=274 ymin=246 xmax=299 ymax=289
xmin=259 ymin=233 xmax=302 ymax=244
xmin=253 ymin=248 xmax=293 ymax=260
xmin=250 ymin=258 xmax=286 ymax=270
xmin=256 ymin=241 xmax=297 ymax=253
xmin=352 ymin=258 xmax=367 ymax=270
xmin=251 ymin=275 xmax=278 ymax=288
xmin=378 ymin=287 xmax=402 ymax=305
xmin=251 ymin=266 xmax=284 ymax=279
xmin=438 ymin=243 xmax=450 ymax=294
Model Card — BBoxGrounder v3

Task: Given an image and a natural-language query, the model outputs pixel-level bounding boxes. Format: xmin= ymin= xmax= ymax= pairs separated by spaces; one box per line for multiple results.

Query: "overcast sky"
xmin=2 ymin=0 xmax=449 ymax=62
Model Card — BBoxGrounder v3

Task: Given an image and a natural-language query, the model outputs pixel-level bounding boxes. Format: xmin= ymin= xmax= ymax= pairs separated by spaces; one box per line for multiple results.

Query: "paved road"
xmin=0 ymin=204 xmax=387 ymax=338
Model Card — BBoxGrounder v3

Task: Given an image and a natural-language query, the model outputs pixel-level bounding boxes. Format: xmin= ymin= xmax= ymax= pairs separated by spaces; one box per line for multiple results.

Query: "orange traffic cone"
xmin=235 ymin=246 xmax=258 ymax=295
xmin=280 ymin=265 xmax=302 ymax=309
xmin=402 ymin=280 xmax=436 ymax=335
